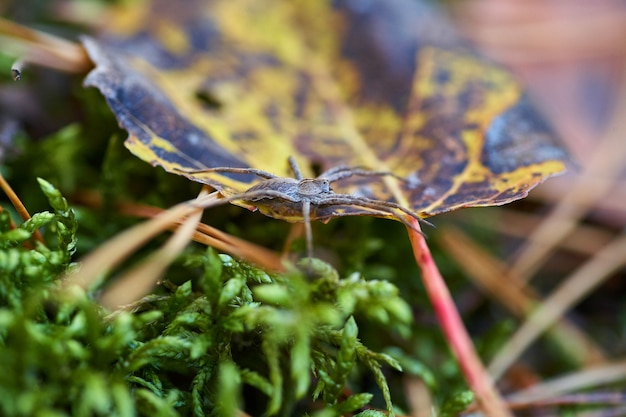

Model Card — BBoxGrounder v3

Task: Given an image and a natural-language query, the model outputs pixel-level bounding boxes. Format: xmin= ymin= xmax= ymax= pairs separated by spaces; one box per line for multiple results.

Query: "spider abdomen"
xmin=244 ymin=178 xmax=300 ymax=199
xmin=252 ymin=199 xmax=309 ymax=222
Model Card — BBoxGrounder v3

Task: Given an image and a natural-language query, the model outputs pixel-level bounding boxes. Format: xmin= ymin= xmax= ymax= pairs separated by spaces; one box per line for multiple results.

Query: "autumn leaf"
xmin=82 ymin=0 xmax=568 ymax=225
xmin=79 ymin=3 xmax=573 ymax=415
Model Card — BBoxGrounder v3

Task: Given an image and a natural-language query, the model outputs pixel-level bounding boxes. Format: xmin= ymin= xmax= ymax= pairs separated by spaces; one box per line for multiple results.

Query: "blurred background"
xmin=443 ymin=0 xmax=626 ymax=402
xmin=2 ymin=0 xmax=626 ymax=413
xmin=453 ymin=0 xmax=626 ymax=214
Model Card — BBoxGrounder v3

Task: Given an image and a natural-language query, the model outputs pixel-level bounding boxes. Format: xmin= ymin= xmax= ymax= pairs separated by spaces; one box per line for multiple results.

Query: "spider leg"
xmin=319 ymin=194 xmax=433 ymax=234
xmin=319 ymin=165 xmax=369 ymax=178
xmin=336 ymin=195 xmax=434 ymax=227
xmin=174 ymin=166 xmax=279 ymax=180
xmin=288 ymin=156 xmax=304 ymax=180
xmin=239 ymin=189 xmax=301 ymax=204
xmin=365 ymin=198 xmax=435 ymax=228
xmin=322 ymin=168 xmax=406 ymax=183
xmin=368 ymin=205 xmax=425 ymax=236
xmin=358 ymin=202 xmax=429 ymax=237
xmin=302 ymin=198 xmax=314 ymax=263
xmin=189 ymin=188 xmax=300 ymax=209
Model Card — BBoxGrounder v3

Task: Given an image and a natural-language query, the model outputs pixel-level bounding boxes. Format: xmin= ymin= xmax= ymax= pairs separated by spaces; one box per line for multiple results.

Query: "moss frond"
xmin=1 ymin=183 xmax=415 ymax=416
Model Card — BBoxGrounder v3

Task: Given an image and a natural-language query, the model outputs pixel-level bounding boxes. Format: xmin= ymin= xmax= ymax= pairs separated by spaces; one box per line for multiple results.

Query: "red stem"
xmin=406 ymin=220 xmax=512 ymax=417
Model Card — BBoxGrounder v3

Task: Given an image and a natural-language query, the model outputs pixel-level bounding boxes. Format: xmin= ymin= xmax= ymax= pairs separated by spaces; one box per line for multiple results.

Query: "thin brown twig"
xmin=0 ymin=171 xmax=45 ymax=244
xmin=0 ymin=204 xmax=18 ymax=229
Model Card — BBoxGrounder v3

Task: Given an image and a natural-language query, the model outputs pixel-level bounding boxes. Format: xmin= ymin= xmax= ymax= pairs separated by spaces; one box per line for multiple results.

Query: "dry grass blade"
xmin=115 ymin=201 xmax=284 ymax=272
xmin=455 ymin=208 xmax=615 ymax=257
xmin=438 ymin=225 xmax=606 ymax=369
xmin=533 ymin=182 xmax=626 ymax=222
xmin=192 ymin=223 xmax=284 ymax=271
xmin=99 ymin=202 xmax=203 ymax=310
xmin=65 ymin=191 xmax=285 ymax=302
xmin=489 ymin=232 xmax=626 ymax=380
xmin=403 ymin=376 xmax=433 ymax=417
xmin=507 ymin=361 xmax=626 ymax=404
xmin=0 ymin=17 xmax=91 ymax=73
xmin=492 ymin=209 xmax=614 ymax=257
xmin=62 ymin=197 xmax=206 ymax=291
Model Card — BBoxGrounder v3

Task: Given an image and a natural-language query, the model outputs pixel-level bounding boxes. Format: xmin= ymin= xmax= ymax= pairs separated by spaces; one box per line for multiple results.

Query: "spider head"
xmin=298 ymin=178 xmax=331 ymax=196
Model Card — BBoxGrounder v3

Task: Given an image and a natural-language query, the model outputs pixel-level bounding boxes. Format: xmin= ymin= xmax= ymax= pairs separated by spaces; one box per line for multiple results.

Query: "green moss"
xmin=0 ymin=180 xmax=426 ymax=416
xmin=439 ymin=391 xmax=475 ymax=417
xmin=0 ymin=67 xmax=467 ymax=415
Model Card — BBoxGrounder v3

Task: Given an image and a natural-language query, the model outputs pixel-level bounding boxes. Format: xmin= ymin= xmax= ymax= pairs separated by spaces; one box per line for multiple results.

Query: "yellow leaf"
xmin=83 ymin=0 xmax=568 ymax=222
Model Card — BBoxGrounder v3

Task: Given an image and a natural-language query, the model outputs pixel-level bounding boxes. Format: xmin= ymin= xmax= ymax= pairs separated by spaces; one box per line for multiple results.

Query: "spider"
xmin=179 ymin=157 xmax=432 ymax=265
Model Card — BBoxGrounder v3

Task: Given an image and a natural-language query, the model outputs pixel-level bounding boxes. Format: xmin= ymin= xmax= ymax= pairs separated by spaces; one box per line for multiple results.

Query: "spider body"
xmin=241 ymin=177 xmax=333 ymax=220
xmin=180 ymin=157 xmax=430 ymax=264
